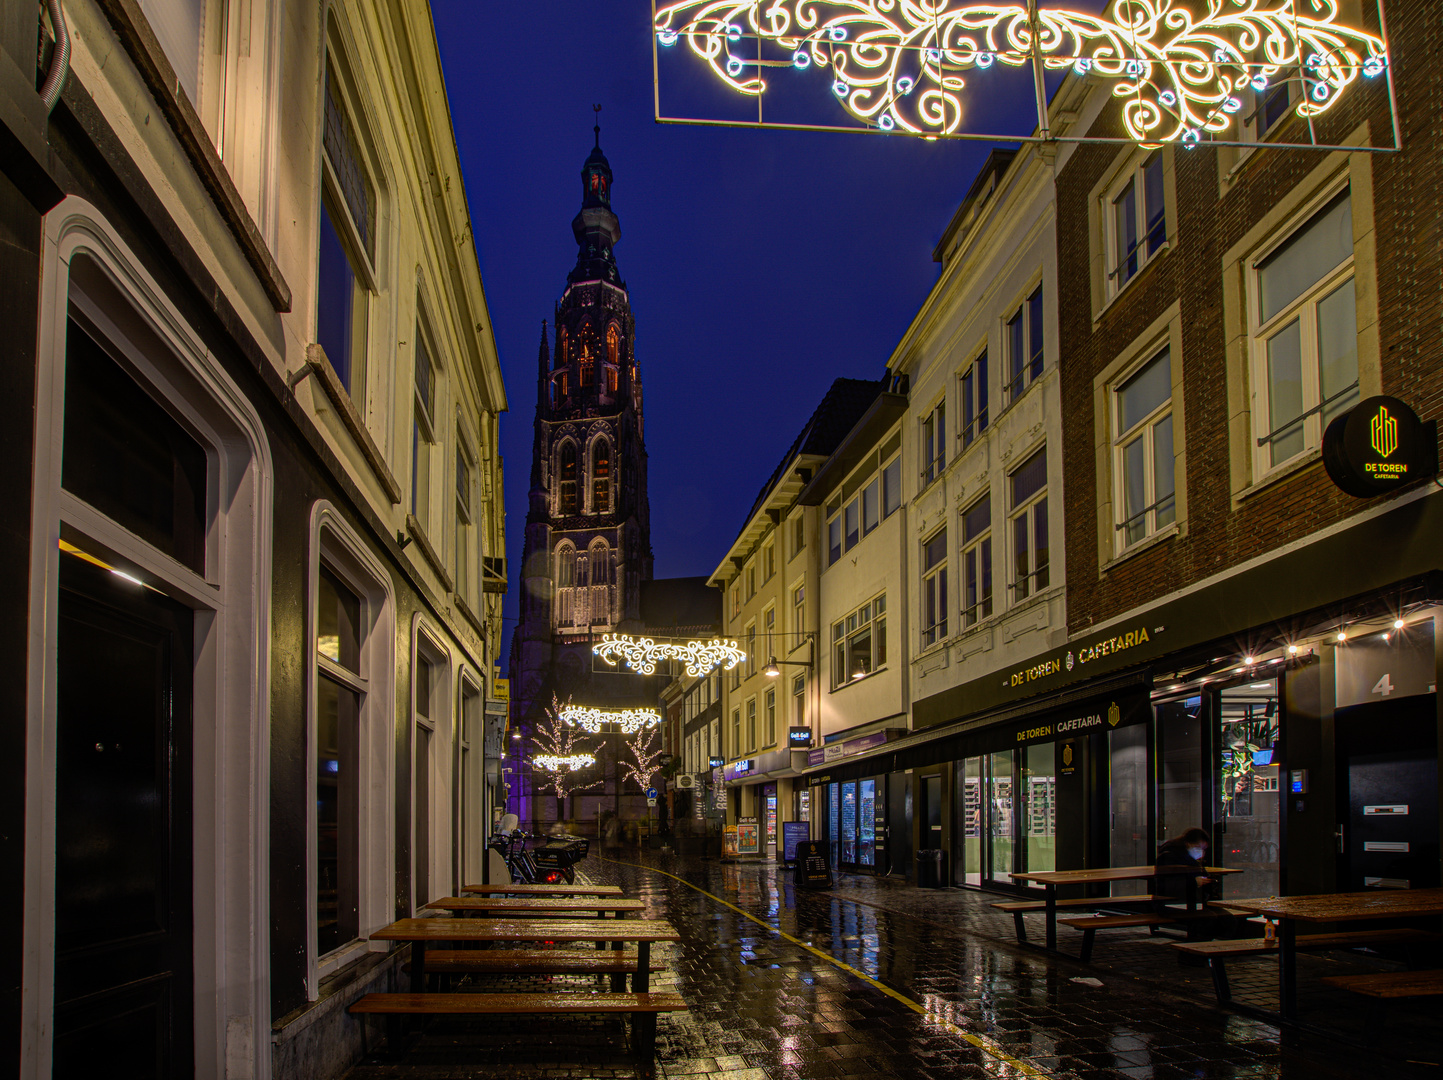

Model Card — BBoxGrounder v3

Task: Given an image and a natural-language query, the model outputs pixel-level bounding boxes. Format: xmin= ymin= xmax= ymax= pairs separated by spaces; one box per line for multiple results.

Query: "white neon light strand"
xmin=534 ymin=752 xmax=598 ymax=772
xmin=559 ymin=705 xmax=663 ymax=734
xmin=592 ymin=633 xmax=747 ymax=676
xmin=653 ymin=0 xmax=1389 ymax=144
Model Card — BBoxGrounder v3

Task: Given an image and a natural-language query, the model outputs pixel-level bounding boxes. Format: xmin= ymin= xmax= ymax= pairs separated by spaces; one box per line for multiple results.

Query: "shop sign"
xmin=788 ymin=726 xmax=811 ymax=748
xmin=1323 ymin=396 xmax=1437 ymax=497
xmin=1002 ymin=625 xmax=1157 ymax=693
xmin=1011 ymin=695 xmax=1146 ymax=745
xmin=709 ymin=756 xmax=725 ymax=768
xmin=491 ymin=677 xmax=510 ymax=701
xmin=806 ymin=728 xmax=900 ymax=767
xmin=1060 ymin=740 xmax=1077 ymax=777
xmin=724 ymin=759 xmax=755 ymax=781
xmin=808 ymin=773 xmax=832 ymax=787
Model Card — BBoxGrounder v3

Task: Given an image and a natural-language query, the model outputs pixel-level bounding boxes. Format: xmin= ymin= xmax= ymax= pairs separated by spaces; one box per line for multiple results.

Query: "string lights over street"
xmin=592 ymin=633 xmax=747 ymax=676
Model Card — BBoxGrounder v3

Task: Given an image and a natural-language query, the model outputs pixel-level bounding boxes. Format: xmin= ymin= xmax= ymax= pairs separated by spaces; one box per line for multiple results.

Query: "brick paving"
xmin=341 ymin=851 xmax=1442 ymax=1080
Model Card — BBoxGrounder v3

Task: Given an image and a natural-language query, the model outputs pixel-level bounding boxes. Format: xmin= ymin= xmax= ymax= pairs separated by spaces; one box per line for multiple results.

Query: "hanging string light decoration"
xmin=559 ymin=705 xmax=663 ymax=734
xmin=653 ymin=0 xmax=1389 ymax=145
xmin=592 ymin=633 xmax=747 ymax=676
xmin=534 ymin=752 xmax=598 ymax=772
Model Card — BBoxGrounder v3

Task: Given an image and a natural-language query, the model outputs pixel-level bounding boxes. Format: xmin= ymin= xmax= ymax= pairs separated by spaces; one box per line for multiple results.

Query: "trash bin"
xmin=916 ymin=849 xmax=944 ymax=889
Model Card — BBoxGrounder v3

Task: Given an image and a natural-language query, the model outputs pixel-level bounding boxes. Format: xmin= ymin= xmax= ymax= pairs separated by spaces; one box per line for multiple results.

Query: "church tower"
xmin=511 ymin=119 xmax=653 ymax=748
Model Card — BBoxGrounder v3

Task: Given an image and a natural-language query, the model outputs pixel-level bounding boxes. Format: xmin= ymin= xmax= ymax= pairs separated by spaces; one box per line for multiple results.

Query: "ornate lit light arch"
xmin=653 ymin=0 xmax=1396 ymax=150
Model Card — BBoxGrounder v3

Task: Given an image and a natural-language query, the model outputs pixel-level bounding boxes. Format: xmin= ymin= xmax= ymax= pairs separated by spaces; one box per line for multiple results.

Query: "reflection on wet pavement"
xmin=342 ymin=851 xmax=1441 ymax=1080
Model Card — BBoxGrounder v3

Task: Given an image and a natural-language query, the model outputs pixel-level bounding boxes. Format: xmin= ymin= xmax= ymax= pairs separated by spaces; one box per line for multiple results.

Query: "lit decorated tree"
xmin=620 ymin=722 xmax=664 ymax=795
xmin=531 ymin=697 xmax=601 ymax=822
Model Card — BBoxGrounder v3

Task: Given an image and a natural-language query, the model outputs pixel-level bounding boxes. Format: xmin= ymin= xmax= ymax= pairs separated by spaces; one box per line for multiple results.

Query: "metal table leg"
xmin=1045 ymin=887 xmax=1057 ymax=952
xmin=409 ymin=940 xmax=426 ymax=995
xmin=1279 ymin=918 xmax=1297 ymax=1021
xmin=635 ymin=940 xmax=651 ymax=993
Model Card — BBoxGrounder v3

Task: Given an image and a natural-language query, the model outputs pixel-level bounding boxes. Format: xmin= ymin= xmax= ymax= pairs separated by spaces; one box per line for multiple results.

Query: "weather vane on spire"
xmin=593 ymin=103 xmax=601 ymax=148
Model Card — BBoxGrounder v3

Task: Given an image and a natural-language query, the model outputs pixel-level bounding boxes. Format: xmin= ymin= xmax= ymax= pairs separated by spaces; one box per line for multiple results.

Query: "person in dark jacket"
xmin=1155 ymin=827 xmax=1216 ymax=905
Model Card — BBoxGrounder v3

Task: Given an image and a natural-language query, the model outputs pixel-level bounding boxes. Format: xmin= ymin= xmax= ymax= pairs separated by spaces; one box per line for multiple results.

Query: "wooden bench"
xmin=991 ymin=895 xmax=1155 ymax=945
xmin=1322 ymin=968 xmax=1443 ymax=998
xmin=1174 ymin=928 xmax=1439 ymax=1004
xmin=349 ymin=990 xmax=687 ymax=1073
xmin=1059 ymin=909 xmax=1234 ymax=962
xmin=404 ymin=949 xmax=665 ymax=992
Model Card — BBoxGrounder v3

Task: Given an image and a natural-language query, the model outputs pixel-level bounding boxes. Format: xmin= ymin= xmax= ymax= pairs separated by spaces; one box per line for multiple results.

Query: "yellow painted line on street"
xmin=598 ymin=855 xmax=1052 ymax=1079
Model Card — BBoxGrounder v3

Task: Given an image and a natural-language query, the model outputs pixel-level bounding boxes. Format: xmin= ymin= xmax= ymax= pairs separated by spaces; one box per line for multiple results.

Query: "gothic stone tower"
xmin=511 ymin=125 xmax=654 ymax=749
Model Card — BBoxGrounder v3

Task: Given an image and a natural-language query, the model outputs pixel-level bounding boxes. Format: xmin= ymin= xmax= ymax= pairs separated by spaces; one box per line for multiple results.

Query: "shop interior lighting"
xmin=653 ymin=0 xmax=1391 ymax=145
xmin=593 ymin=633 xmax=746 ymax=676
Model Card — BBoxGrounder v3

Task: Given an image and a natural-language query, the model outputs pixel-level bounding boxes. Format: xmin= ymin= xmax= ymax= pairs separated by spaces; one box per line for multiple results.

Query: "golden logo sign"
xmin=1107 ymin=702 xmax=1121 ymax=727
xmin=1371 ymin=405 xmax=1399 ymax=458
xmin=1062 ymin=744 xmax=1074 ymax=768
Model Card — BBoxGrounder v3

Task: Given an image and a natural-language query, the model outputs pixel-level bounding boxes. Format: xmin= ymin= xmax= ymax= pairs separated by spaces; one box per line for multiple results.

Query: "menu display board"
xmin=795 ymin=841 xmax=832 ymax=889
xmin=782 ymin=821 xmax=811 ymax=862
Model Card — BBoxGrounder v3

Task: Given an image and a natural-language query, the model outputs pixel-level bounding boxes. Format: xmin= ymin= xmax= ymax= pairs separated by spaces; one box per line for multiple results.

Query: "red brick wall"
xmin=1055 ymin=0 xmax=1443 ymax=635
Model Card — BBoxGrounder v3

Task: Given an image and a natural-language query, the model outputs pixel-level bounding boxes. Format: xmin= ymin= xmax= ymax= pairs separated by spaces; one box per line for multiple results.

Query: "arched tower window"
xmin=592 ymin=441 xmax=610 ymax=514
xmin=555 ymin=544 xmax=575 ymax=588
xmin=589 ymin=540 xmax=611 ymax=586
xmin=559 ymin=326 xmax=569 ymax=363
xmin=607 ymin=324 xmax=621 ymax=366
xmin=558 ymin=442 xmax=577 ymax=516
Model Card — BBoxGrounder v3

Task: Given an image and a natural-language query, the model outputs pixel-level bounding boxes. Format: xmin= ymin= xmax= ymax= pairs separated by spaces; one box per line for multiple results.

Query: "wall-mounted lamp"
xmin=764 ymin=654 xmax=813 ymax=678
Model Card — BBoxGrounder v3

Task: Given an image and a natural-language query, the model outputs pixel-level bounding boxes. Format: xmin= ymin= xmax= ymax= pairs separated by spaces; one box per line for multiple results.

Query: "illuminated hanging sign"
xmin=559 ymin=705 xmax=662 ymax=734
xmin=788 ymin=726 xmax=812 ymax=748
xmin=534 ymin=752 xmax=597 ymax=772
xmin=1323 ymin=396 xmax=1437 ymax=497
xmin=653 ymin=0 xmax=1391 ymax=147
xmin=593 ymin=633 xmax=746 ymax=676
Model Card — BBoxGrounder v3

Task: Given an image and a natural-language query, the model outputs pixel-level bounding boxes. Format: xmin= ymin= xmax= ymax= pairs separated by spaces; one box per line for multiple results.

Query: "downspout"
xmin=39 ymin=0 xmax=71 ymax=115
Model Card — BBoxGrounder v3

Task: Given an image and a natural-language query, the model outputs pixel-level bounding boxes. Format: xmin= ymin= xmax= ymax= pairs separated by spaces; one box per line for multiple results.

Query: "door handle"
xmin=1336 ymin=824 xmax=1345 ymax=854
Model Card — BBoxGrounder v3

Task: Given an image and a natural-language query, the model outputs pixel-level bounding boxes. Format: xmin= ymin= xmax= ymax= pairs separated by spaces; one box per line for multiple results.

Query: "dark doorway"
xmin=888 ymin=771 xmax=911 ymax=877
xmin=1336 ymin=696 xmax=1439 ymax=891
xmin=52 ymin=554 xmax=194 ymax=1077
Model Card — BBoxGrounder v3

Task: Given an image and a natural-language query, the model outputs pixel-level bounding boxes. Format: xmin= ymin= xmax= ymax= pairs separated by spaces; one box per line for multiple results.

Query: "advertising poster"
xmin=782 ymin=820 xmax=810 ymax=862
xmin=723 ymin=825 xmax=738 ymax=857
xmin=737 ymin=816 xmax=760 ymax=854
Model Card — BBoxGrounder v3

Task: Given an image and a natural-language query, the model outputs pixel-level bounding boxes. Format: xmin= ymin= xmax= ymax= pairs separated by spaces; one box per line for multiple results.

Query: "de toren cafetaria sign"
xmin=1323 ymin=396 xmax=1437 ymax=497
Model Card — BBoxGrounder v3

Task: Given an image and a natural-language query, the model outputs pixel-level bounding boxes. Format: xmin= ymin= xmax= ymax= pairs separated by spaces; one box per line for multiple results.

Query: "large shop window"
xmin=1009 ymin=449 xmax=1049 ymax=601
xmin=831 ymin=594 xmax=886 ymax=688
xmin=1113 ymin=348 xmax=1176 ymax=548
xmin=1252 ymin=187 xmax=1357 ymax=472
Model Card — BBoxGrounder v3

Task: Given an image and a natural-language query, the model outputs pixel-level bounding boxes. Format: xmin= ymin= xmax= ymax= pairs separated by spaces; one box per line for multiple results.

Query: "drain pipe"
xmin=39 ymin=0 xmax=71 ymax=115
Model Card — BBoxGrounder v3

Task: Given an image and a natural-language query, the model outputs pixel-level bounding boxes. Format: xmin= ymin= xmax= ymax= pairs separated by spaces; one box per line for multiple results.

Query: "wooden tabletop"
xmin=369 ymin=918 xmax=680 ymax=944
xmin=1010 ymin=865 xmax=1242 ymax=885
xmin=424 ymin=897 xmax=645 ymax=915
xmin=1224 ymin=888 xmax=1443 ymax=923
xmin=460 ymin=883 xmax=623 ymax=897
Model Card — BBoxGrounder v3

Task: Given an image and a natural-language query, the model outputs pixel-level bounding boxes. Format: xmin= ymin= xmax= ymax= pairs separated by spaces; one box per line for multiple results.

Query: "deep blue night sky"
xmin=429 ymin=1 xmax=1040 ymax=655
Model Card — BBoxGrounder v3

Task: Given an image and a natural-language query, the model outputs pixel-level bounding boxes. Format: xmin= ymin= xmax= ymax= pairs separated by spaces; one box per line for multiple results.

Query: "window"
xmin=732 ymin=708 xmax=741 ymax=758
xmin=745 ymin=622 xmax=756 ymax=677
xmin=747 ymin=563 xmax=756 ymax=599
xmin=413 ymin=653 xmax=435 ymax=906
xmin=921 ymin=398 xmax=946 ymax=485
xmin=792 ymin=673 xmax=806 ymax=727
xmin=962 ymin=494 xmax=993 ymax=627
xmin=825 ymin=432 xmax=903 ymax=566
xmin=1251 ymin=187 xmax=1357 ymax=472
xmin=411 ymin=332 xmax=435 ymax=525
xmin=763 ymin=541 xmax=776 ymax=581
xmin=605 ymin=365 xmax=618 ymax=394
xmin=1247 ymin=70 xmax=1297 ymax=142
xmin=921 ymin=529 xmax=948 ymax=648
xmin=831 ymin=594 xmax=886 ymax=688
xmin=607 ymin=323 xmax=621 ymax=365
xmin=764 ymin=688 xmax=776 ymax=747
xmin=592 ymin=441 xmax=610 ymax=514
xmin=959 ymin=350 xmax=988 ymax=449
xmin=791 ymin=515 xmax=805 ymax=559
xmin=1004 ymin=287 xmax=1045 ymax=402
xmin=1114 ymin=348 xmax=1176 ymax=547
xmin=1009 ymin=449 xmax=1049 ymax=601
xmin=763 ymin=606 xmax=775 ymax=663
xmin=558 ymin=442 xmax=577 ymax=516
xmin=316 ymin=565 xmax=363 ymax=957
xmin=731 ymin=582 xmax=741 ymax=618
xmin=316 ymin=63 xmax=374 ymax=399
xmin=746 ymin=699 xmax=757 ymax=751
xmin=455 ymin=444 xmax=473 ymax=602
xmin=792 ymin=583 xmax=805 ymax=639
xmin=1109 ymin=153 xmax=1166 ymax=293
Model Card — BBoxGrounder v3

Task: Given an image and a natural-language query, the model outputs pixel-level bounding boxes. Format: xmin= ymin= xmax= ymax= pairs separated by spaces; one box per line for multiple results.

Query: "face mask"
xmin=1186 ymin=846 xmax=1206 ymax=861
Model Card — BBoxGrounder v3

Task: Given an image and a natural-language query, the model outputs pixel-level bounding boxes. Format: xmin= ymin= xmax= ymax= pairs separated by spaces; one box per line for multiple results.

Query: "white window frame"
xmin=1105 ymin=152 xmax=1167 ymax=297
xmin=961 ymin=493 xmax=993 ymax=628
xmin=454 ymin=432 xmax=476 ymax=607
xmin=1003 ymin=286 xmax=1045 ymax=404
xmin=746 ymin=697 xmax=758 ymax=751
xmin=920 ymin=527 xmax=948 ymax=649
xmin=1248 ymin=183 xmax=1358 ymax=480
xmin=920 ymin=397 xmax=946 ymax=486
xmin=1008 ymin=449 xmax=1050 ymax=603
xmin=458 ymin=672 xmax=484 ymax=890
xmin=731 ymin=708 xmax=742 ymax=758
xmin=764 ymin=687 xmax=777 ymax=748
xmin=1112 ymin=348 xmax=1177 ymax=550
xmin=830 ymin=593 xmax=887 ymax=689
xmin=957 ymin=348 xmax=989 ymax=450
xmin=411 ymin=618 xmax=452 ymax=911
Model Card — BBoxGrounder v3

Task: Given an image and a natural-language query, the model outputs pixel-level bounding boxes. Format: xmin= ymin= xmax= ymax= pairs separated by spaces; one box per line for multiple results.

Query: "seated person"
xmin=1155 ymin=827 xmax=1217 ymax=906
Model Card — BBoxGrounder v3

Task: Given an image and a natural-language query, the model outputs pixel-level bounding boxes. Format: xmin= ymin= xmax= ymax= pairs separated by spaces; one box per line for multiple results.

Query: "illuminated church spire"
xmin=569 ymin=105 xmax=623 ymax=287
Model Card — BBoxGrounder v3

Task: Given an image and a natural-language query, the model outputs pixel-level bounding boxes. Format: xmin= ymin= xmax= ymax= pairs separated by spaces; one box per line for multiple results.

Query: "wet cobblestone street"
xmin=343 ymin=852 xmax=1443 ymax=1080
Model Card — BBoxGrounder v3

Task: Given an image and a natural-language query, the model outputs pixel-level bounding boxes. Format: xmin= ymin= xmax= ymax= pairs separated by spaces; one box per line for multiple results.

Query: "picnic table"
xmin=460 ymin=883 xmax=623 ymax=896
xmin=424 ymin=896 xmax=645 ymax=918
xmin=1009 ymin=865 xmax=1243 ymax=951
xmin=368 ymin=917 xmax=681 ymax=995
xmin=1224 ymin=888 xmax=1443 ymax=1019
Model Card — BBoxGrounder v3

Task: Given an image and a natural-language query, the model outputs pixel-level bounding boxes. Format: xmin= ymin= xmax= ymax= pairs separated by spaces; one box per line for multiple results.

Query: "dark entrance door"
xmin=52 ymin=555 xmax=194 ymax=1077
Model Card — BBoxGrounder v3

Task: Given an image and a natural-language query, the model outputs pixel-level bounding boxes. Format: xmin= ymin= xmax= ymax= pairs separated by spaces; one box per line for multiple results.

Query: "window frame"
xmin=1105 ymin=152 xmax=1168 ymax=296
xmin=920 ymin=397 xmax=946 ymax=486
xmin=410 ymin=321 xmax=439 ymax=527
xmin=454 ymin=434 xmax=476 ymax=606
xmin=957 ymin=348 xmax=989 ymax=450
xmin=1112 ymin=346 xmax=1177 ymax=551
xmin=1247 ymin=182 xmax=1358 ymax=481
xmin=764 ymin=688 xmax=776 ymax=748
xmin=961 ymin=493 xmax=993 ymax=628
xmin=920 ymin=527 xmax=949 ymax=649
xmin=410 ymin=619 xmax=452 ymax=912
xmin=830 ymin=593 xmax=887 ymax=690
xmin=1008 ymin=448 xmax=1050 ymax=603
xmin=1003 ymin=286 xmax=1045 ymax=404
